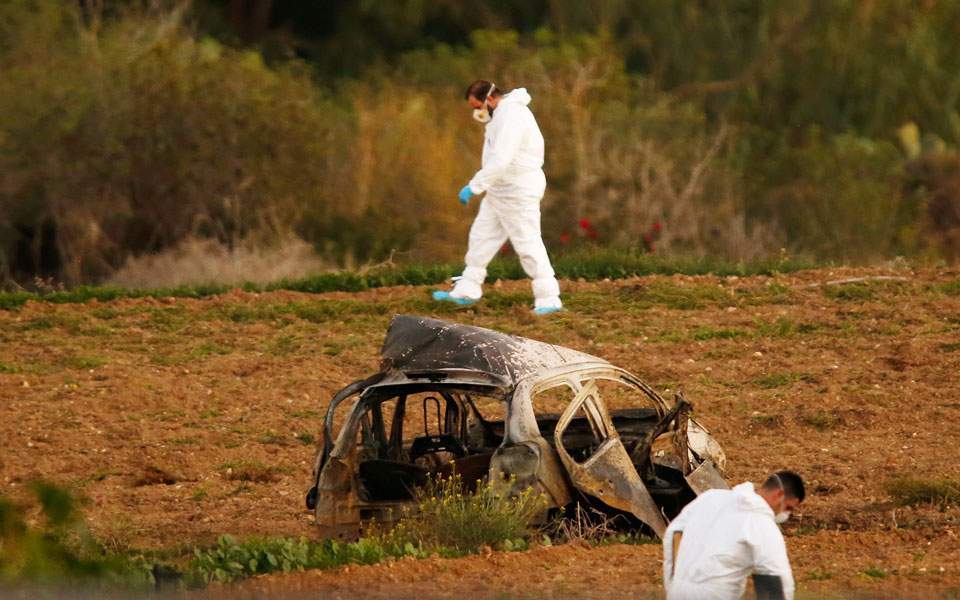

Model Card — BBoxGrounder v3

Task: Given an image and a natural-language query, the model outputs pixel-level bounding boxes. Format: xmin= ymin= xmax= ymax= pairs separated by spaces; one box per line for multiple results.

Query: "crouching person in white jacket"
xmin=663 ymin=471 xmax=805 ymax=600
xmin=432 ymin=80 xmax=563 ymax=315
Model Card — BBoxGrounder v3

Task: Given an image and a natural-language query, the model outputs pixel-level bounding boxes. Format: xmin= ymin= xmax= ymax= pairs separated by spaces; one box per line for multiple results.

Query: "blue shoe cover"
xmin=432 ymin=290 xmax=477 ymax=306
xmin=533 ymin=306 xmax=563 ymax=315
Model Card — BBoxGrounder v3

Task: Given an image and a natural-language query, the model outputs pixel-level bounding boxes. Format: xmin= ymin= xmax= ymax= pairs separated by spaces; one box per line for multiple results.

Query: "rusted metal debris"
xmin=306 ymin=315 xmax=727 ymax=539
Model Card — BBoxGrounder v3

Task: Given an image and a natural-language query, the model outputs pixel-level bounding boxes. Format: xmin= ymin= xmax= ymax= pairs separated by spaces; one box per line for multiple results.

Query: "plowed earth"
xmin=2 ymin=267 xmax=959 ymax=598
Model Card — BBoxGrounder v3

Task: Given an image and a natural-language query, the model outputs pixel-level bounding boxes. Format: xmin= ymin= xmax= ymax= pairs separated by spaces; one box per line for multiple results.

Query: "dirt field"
xmin=2 ymin=267 xmax=959 ymax=598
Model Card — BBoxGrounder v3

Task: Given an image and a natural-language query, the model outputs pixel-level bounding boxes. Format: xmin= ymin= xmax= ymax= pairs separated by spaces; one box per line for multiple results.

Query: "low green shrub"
xmin=392 ymin=473 xmax=547 ymax=553
xmin=0 ymin=482 xmax=153 ymax=589
xmin=822 ymin=282 xmax=876 ymax=301
xmin=186 ymin=535 xmax=311 ymax=586
xmin=939 ymin=279 xmax=960 ymax=296
xmin=886 ymin=477 xmax=960 ymax=508
xmin=691 ymin=327 xmax=747 ymax=341
xmin=184 ymin=534 xmax=429 ymax=586
xmin=800 ymin=411 xmax=841 ymax=431
xmin=753 ymin=372 xmax=804 ymax=389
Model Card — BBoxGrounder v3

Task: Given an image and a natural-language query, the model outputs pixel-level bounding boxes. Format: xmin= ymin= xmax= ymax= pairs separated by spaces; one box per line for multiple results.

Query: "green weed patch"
xmin=185 ymin=535 xmax=426 ymax=586
xmin=754 ymin=372 xmax=809 ymax=389
xmin=691 ymin=327 xmax=747 ymax=341
xmin=800 ymin=411 xmax=841 ymax=431
xmin=823 ymin=282 xmax=876 ymax=301
xmin=753 ymin=317 xmax=817 ymax=338
xmin=0 ymin=253 xmax=813 ymax=311
xmin=886 ymin=477 xmax=960 ymax=508
xmin=939 ymin=279 xmax=960 ymax=296
xmin=0 ymin=482 xmax=153 ymax=589
xmin=618 ymin=281 xmax=735 ymax=310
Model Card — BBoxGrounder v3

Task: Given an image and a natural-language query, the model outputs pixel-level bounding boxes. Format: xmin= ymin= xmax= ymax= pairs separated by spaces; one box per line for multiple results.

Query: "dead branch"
xmin=805 ymin=276 xmax=910 ymax=288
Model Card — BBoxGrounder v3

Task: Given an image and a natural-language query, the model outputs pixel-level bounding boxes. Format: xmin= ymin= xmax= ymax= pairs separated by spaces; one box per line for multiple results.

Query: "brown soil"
xmin=2 ymin=267 xmax=959 ymax=598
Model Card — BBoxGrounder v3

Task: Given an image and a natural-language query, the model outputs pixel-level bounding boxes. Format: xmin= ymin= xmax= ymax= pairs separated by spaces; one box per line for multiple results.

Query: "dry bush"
xmin=548 ymin=503 xmax=621 ymax=545
xmin=0 ymin=1 xmax=333 ymax=284
xmin=387 ymin=473 xmax=547 ymax=552
xmin=108 ymin=235 xmax=328 ymax=288
xmin=907 ymin=150 xmax=960 ymax=259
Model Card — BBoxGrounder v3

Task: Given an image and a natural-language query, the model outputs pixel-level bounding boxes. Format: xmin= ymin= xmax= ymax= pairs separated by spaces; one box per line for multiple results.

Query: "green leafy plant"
xmin=0 ymin=482 xmax=153 ymax=588
xmin=184 ymin=534 xmax=428 ymax=586
xmin=392 ymin=473 xmax=547 ymax=553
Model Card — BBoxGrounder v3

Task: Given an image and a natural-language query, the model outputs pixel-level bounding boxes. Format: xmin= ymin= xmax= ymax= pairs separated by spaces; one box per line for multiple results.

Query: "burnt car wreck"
xmin=306 ymin=315 xmax=727 ymax=539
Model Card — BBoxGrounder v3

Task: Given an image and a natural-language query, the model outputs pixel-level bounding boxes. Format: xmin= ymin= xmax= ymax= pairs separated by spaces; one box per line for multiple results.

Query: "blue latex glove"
xmin=458 ymin=185 xmax=473 ymax=205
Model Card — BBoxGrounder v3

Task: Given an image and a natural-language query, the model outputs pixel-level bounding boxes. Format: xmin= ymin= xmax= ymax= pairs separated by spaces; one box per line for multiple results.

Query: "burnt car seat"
xmin=358 ymin=460 xmax=429 ymax=501
xmin=409 ymin=434 xmax=467 ymax=463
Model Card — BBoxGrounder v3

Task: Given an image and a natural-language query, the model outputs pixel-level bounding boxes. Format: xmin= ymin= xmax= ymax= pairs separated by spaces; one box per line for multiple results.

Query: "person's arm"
xmin=467 ymin=108 xmax=524 ymax=194
xmin=749 ymin=519 xmax=795 ymax=600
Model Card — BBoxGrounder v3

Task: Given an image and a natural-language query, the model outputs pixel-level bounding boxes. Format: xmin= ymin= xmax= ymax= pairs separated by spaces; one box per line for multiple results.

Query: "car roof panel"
xmin=379 ymin=315 xmax=609 ymax=386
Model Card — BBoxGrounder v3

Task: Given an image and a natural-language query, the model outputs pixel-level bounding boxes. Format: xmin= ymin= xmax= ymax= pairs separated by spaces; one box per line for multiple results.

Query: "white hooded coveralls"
xmin=663 ymin=482 xmax=795 ymax=600
xmin=451 ymin=88 xmax=561 ymax=309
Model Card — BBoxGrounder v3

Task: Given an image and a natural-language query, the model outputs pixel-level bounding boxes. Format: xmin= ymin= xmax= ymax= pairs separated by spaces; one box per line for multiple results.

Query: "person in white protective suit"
xmin=432 ymin=80 xmax=563 ymax=315
xmin=663 ymin=470 xmax=805 ymax=600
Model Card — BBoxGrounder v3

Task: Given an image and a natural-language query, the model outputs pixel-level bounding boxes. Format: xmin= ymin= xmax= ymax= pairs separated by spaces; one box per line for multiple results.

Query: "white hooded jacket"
xmin=663 ymin=482 xmax=795 ymax=600
xmin=467 ymin=88 xmax=546 ymax=200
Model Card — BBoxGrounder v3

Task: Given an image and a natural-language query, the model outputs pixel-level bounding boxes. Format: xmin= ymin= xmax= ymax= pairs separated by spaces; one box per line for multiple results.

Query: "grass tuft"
xmin=861 ymin=567 xmax=888 ymax=579
xmin=754 ymin=372 xmax=807 ymax=389
xmin=691 ymin=326 xmax=747 ymax=341
xmin=754 ymin=317 xmax=817 ymax=338
xmin=822 ymin=282 xmax=875 ymax=301
xmin=389 ymin=473 xmax=546 ymax=553
xmin=886 ymin=477 xmax=960 ymax=508
xmin=938 ymin=279 xmax=960 ymax=296
xmin=800 ymin=410 xmax=841 ymax=431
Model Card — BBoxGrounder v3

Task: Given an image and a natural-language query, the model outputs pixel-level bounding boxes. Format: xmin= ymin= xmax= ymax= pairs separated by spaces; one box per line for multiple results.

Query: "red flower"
xmin=559 ymin=232 xmax=571 ymax=244
xmin=652 ymin=221 xmax=662 ymax=232
xmin=578 ymin=218 xmax=592 ymax=230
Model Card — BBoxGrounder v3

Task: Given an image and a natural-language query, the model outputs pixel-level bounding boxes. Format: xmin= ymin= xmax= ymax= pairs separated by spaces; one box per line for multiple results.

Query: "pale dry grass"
xmin=107 ymin=236 xmax=329 ymax=288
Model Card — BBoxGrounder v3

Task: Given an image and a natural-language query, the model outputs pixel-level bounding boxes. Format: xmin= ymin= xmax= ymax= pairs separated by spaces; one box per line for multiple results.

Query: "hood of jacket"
xmin=498 ymin=88 xmax=532 ymax=108
xmin=733 ymin=481 xmax=775 ymax=517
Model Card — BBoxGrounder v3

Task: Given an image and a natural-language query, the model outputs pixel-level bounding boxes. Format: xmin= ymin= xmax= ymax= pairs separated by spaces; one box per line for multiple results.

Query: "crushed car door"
xmin=307 ymin=372 xmax=387 ymax=509
xmin=553 ymin=380 xmax=667 ymax=536
xmin=683 ymin=418 xmax=728 ymax=494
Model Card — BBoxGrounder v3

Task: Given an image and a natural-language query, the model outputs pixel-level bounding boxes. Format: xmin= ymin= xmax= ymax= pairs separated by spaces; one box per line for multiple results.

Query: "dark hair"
xmin=762 ymin=470 xmax=806 ymax=502
xmin=464 ymin=80 xmax=502 ymax=101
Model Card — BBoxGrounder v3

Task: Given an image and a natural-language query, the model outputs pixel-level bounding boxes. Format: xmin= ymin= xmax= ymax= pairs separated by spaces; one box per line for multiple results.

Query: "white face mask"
xmin=471 ymin=83 xmax=496 ymax=124
xmin=772 ymin=473 xmax=791 ymax=524
xmin=472 ymin=106 xmax=491 ymax=123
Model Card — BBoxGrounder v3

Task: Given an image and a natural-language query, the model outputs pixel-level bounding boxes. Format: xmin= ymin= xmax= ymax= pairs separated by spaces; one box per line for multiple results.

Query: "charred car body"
xmin=306 ymin=315 xmax=727 ymax=538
